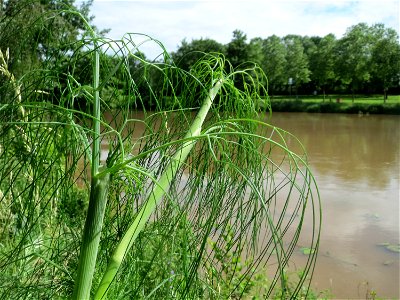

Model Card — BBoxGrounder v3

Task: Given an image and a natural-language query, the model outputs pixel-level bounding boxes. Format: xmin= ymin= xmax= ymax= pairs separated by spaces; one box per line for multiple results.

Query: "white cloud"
xmin=83 ymin=0 xmax=399 ymax=58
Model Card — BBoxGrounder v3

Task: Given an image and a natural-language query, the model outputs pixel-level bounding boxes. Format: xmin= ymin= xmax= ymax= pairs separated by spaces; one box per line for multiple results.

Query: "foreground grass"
xmin=0 ymin=10 xmax=322 ymax=299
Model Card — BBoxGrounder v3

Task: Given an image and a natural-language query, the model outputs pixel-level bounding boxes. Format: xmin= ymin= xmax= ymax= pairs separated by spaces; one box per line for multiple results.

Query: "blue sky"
xmin=80 ymin=0 xmax=400 ymax=59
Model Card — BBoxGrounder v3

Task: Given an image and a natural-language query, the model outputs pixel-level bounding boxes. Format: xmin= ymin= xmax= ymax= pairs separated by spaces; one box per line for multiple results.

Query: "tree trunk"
xmin=384 ymin=88 xmax=388 ymax=103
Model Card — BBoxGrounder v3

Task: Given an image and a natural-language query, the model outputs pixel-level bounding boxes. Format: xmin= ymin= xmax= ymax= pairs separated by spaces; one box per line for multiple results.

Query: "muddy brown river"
xmin=268 ymin=113 xmax=399 ymax=299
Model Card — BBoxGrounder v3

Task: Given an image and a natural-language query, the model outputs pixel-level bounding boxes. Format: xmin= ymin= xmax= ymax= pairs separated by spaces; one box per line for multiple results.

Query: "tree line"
xmin=172 ymin=25 xmax=400 ymax=101
xmin=1 ymin=0 xmax=399 ymax=107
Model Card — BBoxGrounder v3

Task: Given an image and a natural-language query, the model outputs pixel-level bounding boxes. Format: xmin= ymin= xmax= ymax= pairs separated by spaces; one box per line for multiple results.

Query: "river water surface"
xmin=268 ymin=113 xmax=399 ymax=299
xmin=101 ymin=111 xmax=399 ymax=298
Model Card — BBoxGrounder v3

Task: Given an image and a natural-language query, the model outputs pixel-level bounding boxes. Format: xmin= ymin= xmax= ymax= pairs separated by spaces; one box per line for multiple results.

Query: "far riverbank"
xmin=269 ymin=99 xmax=400 ymax=115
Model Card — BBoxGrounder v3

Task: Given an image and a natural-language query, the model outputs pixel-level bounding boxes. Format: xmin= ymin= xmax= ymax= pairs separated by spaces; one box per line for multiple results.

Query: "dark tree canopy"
xmin=171 ymin=38 xmax=225 ymax=71
xmin=0 ymin=0 xmax=103 ymax=77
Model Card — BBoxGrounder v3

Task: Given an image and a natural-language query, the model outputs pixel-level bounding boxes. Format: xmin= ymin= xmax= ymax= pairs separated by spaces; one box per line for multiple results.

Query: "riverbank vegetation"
xmin=0 ymin=1 xmax=321 ymax=299
xmin=269 ymin=98 xmax=400 ymax=114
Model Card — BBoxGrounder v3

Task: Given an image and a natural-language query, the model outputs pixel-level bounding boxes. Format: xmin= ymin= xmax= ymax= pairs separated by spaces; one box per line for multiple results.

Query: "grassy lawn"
xmin=272 ymin=95 xmax=400 ymax=104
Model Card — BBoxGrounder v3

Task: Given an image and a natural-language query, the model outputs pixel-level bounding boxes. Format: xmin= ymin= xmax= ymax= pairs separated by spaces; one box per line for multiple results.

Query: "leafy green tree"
xmin=301 ymin=36 xmax=319 ymax=57
xmin=246 ymin=37 xmax=269 ymax=90
xmin=283 ymin=35 xmax=311 ymax=97
xmin=260 ymin=35 xmax=287 ymax=96
xmin=0 ymin=0 xmax=101 ymax=78
xmin=226 ymin=29 xmax=250 ymax=68
xmin=334 ymin=23 xmax=373 ymax=101
xmin=172 ymin=38 xmax=225 ymax=71
xmin=308 ymin=34 xmax=337 ymax=100
xmin=370 ymin=24 xmax=400 ymax=102
xmin=0 ymin=0 xmax=111 ymax=112
xmin=248 ymin=37 xmax=264 ymax=65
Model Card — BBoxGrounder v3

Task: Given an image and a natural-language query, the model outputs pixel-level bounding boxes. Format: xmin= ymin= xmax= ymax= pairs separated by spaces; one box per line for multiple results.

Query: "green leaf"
xmin=300 ymin=247 xmax=315 ymax=255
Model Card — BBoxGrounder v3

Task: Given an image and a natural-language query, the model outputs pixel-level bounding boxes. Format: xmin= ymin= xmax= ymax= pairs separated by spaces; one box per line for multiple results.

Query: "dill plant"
xmin=0 ymin=8 xmax=321 ymax=299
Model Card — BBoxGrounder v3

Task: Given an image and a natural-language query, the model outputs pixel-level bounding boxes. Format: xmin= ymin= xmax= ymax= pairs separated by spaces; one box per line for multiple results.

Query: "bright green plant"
xmin=0 ymin=8 xmax=321 ymax=300
xmin=205 ymin=226 xmax=329 ymax=299
xmin=204 ymin=224 xmax=266 ymax=299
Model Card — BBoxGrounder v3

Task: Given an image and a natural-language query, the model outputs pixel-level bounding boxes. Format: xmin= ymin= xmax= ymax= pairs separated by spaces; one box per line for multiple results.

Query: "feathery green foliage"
xmin=0 ymin=8 xmax=321 ymax=299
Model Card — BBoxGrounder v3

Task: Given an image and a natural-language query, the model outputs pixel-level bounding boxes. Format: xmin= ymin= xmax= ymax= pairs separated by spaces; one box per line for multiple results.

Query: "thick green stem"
xmin=94 ymin=79 xmax=223 ymax=299
xmin=73 ymin=173 xmax=110 ymax=299
xmin=73 ymin=43 xmax=104 ymax=299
